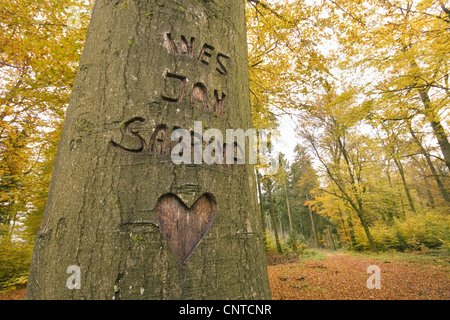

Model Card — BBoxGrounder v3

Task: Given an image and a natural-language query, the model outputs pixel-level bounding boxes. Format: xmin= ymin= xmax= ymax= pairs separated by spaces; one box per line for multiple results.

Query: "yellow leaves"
xmin=1 ymin=1 xmax=94 ymax=244
xmin=247 ymin=0 xmax=333 ymax=131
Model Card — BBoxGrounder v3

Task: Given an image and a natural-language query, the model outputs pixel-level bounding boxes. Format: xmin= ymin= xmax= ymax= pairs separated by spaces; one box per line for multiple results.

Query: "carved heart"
xmin=155 ymin=193 xmax=218 ymax=265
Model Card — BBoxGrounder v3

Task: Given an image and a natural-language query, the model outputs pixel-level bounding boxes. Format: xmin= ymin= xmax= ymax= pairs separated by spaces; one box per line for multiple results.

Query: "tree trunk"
xmin=419 ymin=90 xmax=450 ymax=171
xmin=328 ymin=229 xmax=336 ymax=250
xmin=397 ymin=179 xmax=406 ymax=215
xmin=299 ymin=213 xmax=305 ymax=239
xmin=305 ymin=193 xmax=319 ymax=248
xmin=279 ymin=218 xmax=284 ymax=240
xmin=409 ymin=126 xmax=450 ymax=203
xmin=355 ymin=212 xmax=376 ymax=252
xmin=256 ymin=171 xmax=267 ymax=242
xmin=386 ymin=158 xmax=393 ymax=188
xmin=393 ymin=158 xmax=417 ymax=213
xmin=284 ymin=184 xmax=293 ymax=233
xmin=346 ymin=214 xmax=357 ymax=250
xmin=424 ymin=177 xmax=436 ymax=208
xmin=337 ymin=208 xmax=349 ymax=248
xmin=267 ymin=179 xmax=282 ymax=254
xmin=355 ymin=201 xmax=377 ymax=252
xmin=26 ymin=0 xmax=271 ymax=300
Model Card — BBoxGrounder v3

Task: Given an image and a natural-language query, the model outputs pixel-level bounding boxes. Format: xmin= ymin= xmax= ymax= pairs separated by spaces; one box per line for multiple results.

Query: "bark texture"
xmin=26 ymin=0 xmax=271 ymax=300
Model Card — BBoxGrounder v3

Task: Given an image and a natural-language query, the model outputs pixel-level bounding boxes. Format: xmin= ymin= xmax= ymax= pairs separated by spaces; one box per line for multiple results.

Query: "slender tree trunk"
xmin=393 ymin=158 xmax=417 ymax=213
xmin=26 ymin=0 xmax=271 ymax=300
xmin=397 ymin=179 xmax=406 ymax=215
xmin=409 ymin=126 xmax=450 ymax=203
xmin=284 ymin=184 xmax=293 ymax=233
xmin=356 ymin=202 xmax=378 ymax=252
xmin=298 ymin=211 xmax=305 ymax=239
xmin=346 ymin=214 xmax=357 ymax=250
xmin=337 ymin=205 xmax=351 ymax=249
xmin=305 ymin=193 xmax=319 ymax=248
xmin=279 ymin=218 xmax=284 ymax=240
xmin=416 ymin=185 xmax=425 ymax=209
xmin=328 ymin=229 xmax=336 ymax=250
xmin=419 ymin=90 xmax=450 ymax=171
xmin=267 ymin=180 xmax=282 ymax=254
xmin=386 ymin=158 xmax=393 ymax=188
xmin=256 ymin=171 xmax=267 ymax=235
xmin=267 ymin=210 xmax=272 ymax=231
xmin=424 ymin=177 xmax=436 ymax=208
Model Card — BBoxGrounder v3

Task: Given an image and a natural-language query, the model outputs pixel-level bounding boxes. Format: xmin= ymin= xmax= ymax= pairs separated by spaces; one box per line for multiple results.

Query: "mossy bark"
xmin=26 ymin=0 xmax=271 ymax=300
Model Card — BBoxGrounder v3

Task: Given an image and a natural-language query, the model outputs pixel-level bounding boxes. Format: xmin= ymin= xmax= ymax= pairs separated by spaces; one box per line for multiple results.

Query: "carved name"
xmin=109 ymin=117 xmax=247 ymax=166
xmin=164 ymin=33 xmax=230 ymax=77
xmin=162 ymin=33 xmax=231 ymax=117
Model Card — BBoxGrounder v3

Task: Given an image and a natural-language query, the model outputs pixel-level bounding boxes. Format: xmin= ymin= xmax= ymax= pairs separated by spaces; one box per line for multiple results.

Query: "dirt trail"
xmin=268 ymin=252 xmax=450 ymax=300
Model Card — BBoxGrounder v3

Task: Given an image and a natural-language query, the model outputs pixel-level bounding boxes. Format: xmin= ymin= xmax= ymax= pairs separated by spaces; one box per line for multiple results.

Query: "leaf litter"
xmin=268 ymin=251 xmax=450 ymax=300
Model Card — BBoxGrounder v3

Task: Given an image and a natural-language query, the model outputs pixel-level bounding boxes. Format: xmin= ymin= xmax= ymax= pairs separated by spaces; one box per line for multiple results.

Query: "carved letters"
xmin=165 ymin=33 xmax=230 ymax=76
xmin=163 ymin=33 xmax=230 ymax=116
xmin=111 ymin=33 xmax=234 ymax=161
xmin=109 ymin=118 xmax=245 ymax=166
xmin=161 ymin=73 xmax=187 ymax=104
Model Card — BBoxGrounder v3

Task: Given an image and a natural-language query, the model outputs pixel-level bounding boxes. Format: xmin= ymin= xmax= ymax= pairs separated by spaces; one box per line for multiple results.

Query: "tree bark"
xmin=328 ymin=229 xmax=336 ymax=250
xmin=256 ymin=170 xmax=268 ymax=249
xmin=284 ymin=184 xmax=293 ymax=233
xmin=359 ymin=213 xmax=377 ymax=252
xmin=346 ymin=213 xmax=357 ymax=250
xmin=419 ymin=90 xmax=450 ymax=171
xmin=256 ymin=171 xmax=267 ymax=235
xmin=408 ymin=126 xmax=450 ymax=203
xmin=266 ymin=179 xmax=282 ymax=254
xmin=392 ymin=158 xmax=417 ymax=213
xmin=305 ymin=193 xmax=319 ymax=248
xmin=26 ymin=0 xmax=271 ymax=300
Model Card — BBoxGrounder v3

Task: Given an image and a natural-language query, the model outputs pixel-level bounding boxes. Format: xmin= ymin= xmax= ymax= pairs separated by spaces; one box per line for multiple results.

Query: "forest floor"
xmin=1 ymin=249 xmax=449 ymax=300
xmin=267 ymin=249 xmax=450 ymax=300
xmin=0 ymin=285 xmax=26 ymax=300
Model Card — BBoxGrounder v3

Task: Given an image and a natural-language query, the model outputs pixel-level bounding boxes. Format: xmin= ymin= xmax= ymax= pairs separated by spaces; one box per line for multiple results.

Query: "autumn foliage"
xmin=248 ymin=0 xmax=449 ymax=258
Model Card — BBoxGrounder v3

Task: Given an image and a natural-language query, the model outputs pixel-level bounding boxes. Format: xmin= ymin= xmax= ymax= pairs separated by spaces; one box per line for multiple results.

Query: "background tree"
xmin=0 ymin=0 xmax=93 ymax=289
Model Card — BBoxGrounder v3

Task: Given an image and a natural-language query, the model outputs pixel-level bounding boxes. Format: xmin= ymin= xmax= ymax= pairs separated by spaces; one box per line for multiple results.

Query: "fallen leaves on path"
xmin=268 ymin=253 xmax=450 ymax=300
xmin=0 ymin=285 xmax=26 ymax=300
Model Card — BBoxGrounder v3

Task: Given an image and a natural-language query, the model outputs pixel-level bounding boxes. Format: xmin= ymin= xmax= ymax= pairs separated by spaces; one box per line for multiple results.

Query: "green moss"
xmin=131 ymin=234 xmax=146 ymax=243
xmin=202 ymin=121 xmax=209 ymax=131
xmin=75 ymin=119 xmax=90 ymax=132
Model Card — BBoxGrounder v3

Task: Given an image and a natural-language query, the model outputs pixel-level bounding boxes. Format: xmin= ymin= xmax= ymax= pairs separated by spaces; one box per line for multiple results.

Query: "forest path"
xmin=268 ymin=250 xmax=450 ymax=300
